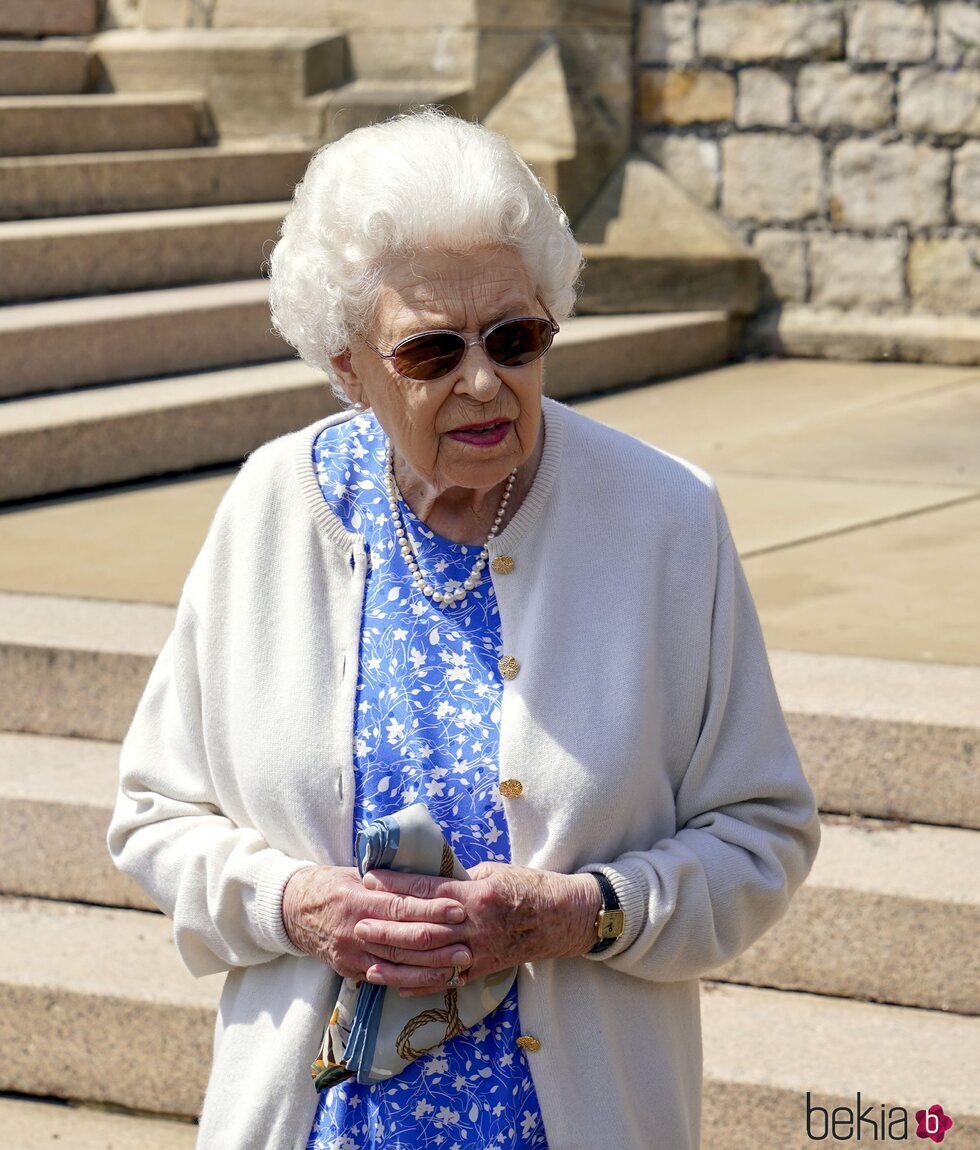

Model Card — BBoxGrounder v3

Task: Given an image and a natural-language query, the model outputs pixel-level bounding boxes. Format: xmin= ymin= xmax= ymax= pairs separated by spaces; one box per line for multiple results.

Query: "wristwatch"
xmin=588 ymin=871 xmax=625 ymax=955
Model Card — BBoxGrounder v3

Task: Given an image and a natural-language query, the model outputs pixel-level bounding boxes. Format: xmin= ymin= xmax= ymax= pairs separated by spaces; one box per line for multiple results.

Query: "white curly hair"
xmin=267 ymin=108 xmax=584 ymax=402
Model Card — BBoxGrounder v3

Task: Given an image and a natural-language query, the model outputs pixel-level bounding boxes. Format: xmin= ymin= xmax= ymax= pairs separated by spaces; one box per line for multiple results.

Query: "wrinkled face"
xmin=330 ymin=246 xmax=546 ymax=499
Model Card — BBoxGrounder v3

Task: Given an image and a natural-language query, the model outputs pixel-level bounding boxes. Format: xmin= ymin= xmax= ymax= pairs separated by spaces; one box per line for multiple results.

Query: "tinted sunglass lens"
xmin=486 ymin=318 xmax=554 ymax=367
xmin=394 ymin=333 xmax=466 ymax=380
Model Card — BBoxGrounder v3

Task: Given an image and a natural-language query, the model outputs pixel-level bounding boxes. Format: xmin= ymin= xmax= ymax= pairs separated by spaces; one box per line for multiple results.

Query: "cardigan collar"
xmin=291 ymin=394 xmax=566 ymax=560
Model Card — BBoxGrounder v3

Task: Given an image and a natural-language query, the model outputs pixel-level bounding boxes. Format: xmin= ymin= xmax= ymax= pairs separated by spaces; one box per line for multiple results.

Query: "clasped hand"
xmin=282 ymin=862 xmax=598 ymax=996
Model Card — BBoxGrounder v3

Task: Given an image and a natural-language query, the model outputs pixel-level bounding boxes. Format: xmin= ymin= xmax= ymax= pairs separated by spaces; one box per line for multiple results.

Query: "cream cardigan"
xmin=108 ymin=395 xmax=820 ymax=1150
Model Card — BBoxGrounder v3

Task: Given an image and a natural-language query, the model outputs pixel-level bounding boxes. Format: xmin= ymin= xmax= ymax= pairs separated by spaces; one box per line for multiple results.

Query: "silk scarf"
xmin=311 ymin=804 xmax=517 ymax=1090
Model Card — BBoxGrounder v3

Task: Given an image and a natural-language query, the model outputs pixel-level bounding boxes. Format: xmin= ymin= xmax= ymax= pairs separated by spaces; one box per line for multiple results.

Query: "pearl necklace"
xmin=384 ymin=445 xmax=516 ymax=609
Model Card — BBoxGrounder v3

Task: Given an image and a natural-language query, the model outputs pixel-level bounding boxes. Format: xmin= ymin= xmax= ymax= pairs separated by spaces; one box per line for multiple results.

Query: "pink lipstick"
xmin=447 ymin=420 xmax=512 ymax=446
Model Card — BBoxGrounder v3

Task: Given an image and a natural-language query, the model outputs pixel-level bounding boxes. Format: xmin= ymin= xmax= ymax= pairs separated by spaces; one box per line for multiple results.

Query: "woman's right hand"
xmin=281 ymin=865 xmax=472 ymax=988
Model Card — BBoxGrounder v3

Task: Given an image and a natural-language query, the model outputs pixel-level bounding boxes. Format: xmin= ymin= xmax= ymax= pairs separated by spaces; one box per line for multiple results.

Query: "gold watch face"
xmin=597 ymin=909 xmax=625 ymax=940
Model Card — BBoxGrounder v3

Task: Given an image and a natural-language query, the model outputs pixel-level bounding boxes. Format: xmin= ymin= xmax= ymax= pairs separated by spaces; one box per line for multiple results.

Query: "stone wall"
xmin=636 ymin=1 xmax=980 ymax=315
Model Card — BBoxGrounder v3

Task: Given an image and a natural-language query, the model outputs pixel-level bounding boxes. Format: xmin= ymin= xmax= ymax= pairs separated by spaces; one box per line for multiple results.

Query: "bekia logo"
xmin=806 ymin=1093 xmax=955 ymax=1142
xmin=915 ymin=1106 xmax=954 ymax=1144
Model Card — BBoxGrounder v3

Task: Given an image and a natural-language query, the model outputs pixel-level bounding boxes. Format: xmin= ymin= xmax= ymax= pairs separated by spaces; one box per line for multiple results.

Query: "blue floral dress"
xmin=305 ymin=411 xmax=548 ymax=1150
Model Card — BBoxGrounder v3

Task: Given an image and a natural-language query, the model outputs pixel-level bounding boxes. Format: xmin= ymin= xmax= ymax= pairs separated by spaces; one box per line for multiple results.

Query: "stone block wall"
xmin=636 ymin=1 xmax=980 ymax=315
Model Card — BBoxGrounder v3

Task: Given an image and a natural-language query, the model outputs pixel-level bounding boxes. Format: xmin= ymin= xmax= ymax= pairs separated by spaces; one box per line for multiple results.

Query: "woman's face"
xmin=330 ymin=246 xmax=546 ymax=501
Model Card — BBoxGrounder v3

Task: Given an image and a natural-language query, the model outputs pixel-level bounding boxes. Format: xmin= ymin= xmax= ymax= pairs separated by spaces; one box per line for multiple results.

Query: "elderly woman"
xmin=108 ymin=109 xmax=819 ymax=1150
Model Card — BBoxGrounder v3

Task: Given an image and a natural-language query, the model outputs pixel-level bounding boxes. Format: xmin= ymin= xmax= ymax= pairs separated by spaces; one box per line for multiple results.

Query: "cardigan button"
xmin=498 ymin=779 xmax=524 ymax=798
xmin=498 ymin=654 xmax=520 ymax=680
xmin=516 ymin=1035 xmax=542 ymax=1053
xmin=491 ymin=555 xmax=515 ymax=574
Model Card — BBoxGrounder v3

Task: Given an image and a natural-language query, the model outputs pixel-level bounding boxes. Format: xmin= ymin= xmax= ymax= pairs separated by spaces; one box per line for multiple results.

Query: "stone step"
xmin=0 ymin=593 xmax=175 ymax=743
xmin=0 ymin=1096 xmax=196 ymax=1150
xmin=0 ymin=895 xmax=221 ymax=1118
xmin=1 ymin=733 xmax=975 ymax=1015
xmin=578 ymin=247 xmax=761 ymax=317
xmin=0 ymin=311 xmax=734 ymax=499
xmin=0 ymin=731 xmax=157 ymax=911
xmin=551 ymin=312 xmax=736 ymax=402
xmin=0 ymin=279 xmax=289 ymax=398
xmin=0 ymin=0 xmax=97 ymax=37
xmin=0 ymin=140 xmax=311 ymax=220
xmin=0 ymin=360 xmax=335 ymax=502
xmin=700 ymin=981 xmax=979 ymax=1148
xmin=712 ymin=814 xmax=980 ymax=1015
xmin=771 ymin=650 xmax=979 ymax=831
xmin=0 ymin=202 xmax=288 ymax=301
xmin=0 ymin=40 xmax=91 ymax=95
xmin=3 ymin=608 xmax=975 ymax=835
xmin=313 ymin=79 xmax=473 ymax=142
xmin=93 ymin=26 xmax=350 ymax=139
xmin=743 ymin=305 xmax=980 ymax=368
xmin=0 ymin=94 xmax=207 ymax=157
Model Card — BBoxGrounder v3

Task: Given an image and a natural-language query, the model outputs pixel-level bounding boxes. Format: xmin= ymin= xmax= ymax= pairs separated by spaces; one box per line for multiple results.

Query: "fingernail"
xmin=447 ymin=907 xmax=465 ymax=923
xmin=366 ymin=968 xmax=384 ymax=983
xmin=362 ymin=873 xmax=379 ymax=889
xmin=452 ymin=950 xmax=469 ymax=966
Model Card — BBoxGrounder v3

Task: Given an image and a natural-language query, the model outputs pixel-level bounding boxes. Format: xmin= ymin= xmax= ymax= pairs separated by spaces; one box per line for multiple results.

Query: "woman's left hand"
xmin=355 ymin=863 xmax=599 ymax=995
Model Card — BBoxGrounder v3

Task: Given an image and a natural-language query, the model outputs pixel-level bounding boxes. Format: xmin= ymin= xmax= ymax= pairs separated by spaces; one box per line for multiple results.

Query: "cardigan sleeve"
xmin=106 ymin=593 xmax=318 ymax=978
xmin=577 ymin=528 xmax=821 ymax=981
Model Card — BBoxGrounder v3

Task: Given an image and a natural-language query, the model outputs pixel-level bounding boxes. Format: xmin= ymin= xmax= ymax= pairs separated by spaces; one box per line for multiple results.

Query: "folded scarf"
xmin=311 ymin=803 xmax=517 ymax=1090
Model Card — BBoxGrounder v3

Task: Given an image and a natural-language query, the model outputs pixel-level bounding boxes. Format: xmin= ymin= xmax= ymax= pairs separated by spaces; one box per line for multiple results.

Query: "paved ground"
xmin=581 ymin=357 xmax=980 ymax=665
xmin=1 ymin=356 xmax=977 ymax=664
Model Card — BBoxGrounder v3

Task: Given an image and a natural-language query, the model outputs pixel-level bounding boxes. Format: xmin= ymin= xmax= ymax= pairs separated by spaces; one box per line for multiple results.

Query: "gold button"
xmin=498 ymin=779 xmax=524 ymax=798
xmin=516 ymin=1035 xmax=541 ymax=1053
xmin=498 ymin=654 xmax=520 ymax=680
xmin=491 ymin=556 xmax=515 ymax=574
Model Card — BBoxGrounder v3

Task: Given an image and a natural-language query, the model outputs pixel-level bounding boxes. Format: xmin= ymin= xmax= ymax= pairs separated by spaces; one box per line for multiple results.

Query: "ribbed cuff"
xmin=253 ymin=854 xmax=320 ymax=957
xmin=575 ymin=862 xmax=648 ymax=961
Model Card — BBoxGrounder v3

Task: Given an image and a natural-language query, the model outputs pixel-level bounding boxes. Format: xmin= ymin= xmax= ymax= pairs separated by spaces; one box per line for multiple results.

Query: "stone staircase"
xmin=0 ymin=6 xmax=748 ymax=508
xmin=4 ymin=4 xmax=976 ymax=1149
xmin=702 ymin=651 xmax=980 ymax=1146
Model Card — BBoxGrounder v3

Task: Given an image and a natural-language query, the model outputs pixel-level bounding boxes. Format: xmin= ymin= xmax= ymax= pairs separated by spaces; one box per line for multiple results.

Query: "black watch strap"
xmin=588 ymin=871 xmax=624 ymax=955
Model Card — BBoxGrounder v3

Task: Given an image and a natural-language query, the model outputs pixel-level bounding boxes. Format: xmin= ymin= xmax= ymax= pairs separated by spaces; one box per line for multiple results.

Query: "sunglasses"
xmin=363 ymin=304 xmax=559 ymax=382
